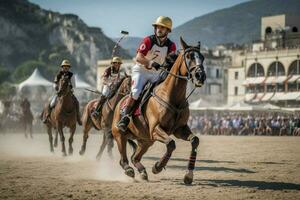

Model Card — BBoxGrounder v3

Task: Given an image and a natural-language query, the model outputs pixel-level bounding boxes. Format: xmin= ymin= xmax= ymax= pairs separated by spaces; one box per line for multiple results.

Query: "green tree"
xmin=0 ymin=65 xmax=11 ymax=84
xmin=0 ymin=82 xmax=16 ymax=99
xmin=12 ymin=60 xmax=47 ymax=83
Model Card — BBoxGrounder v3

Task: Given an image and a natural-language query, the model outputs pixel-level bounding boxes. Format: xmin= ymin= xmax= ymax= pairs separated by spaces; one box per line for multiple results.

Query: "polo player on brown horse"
xmin=112 ymin=26 xmax=206 ymax=184
xmin=79 ymin=74 xmax=131 ymax=160
xmin=41 ymin=60 xmax=81 ymax=156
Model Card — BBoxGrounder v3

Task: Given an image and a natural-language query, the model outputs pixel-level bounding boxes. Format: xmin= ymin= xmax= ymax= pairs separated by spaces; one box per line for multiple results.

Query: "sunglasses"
xmin=112 ymin=62 xmax=122 ymax=64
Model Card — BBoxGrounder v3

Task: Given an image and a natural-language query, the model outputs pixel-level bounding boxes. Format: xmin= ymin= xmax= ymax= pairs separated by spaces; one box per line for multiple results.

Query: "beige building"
xmin=262 ymin=15 xmax=300 ymax=49
xmin=228 ymin=14 xmax=300 ymax=107
xmin=227 ymin=51 xmax=246 ymax=104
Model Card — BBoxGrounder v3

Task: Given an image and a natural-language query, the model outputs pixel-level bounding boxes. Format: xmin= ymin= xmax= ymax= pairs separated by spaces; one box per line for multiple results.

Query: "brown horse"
xmin=79 ymin=76 xmax=131 ymax=160
xmin=111 ymin=37 xmax=206 ymax=184
xmin=41 ymin=75 xmax=79 ymax=156
xmin=20 ymin=98 xmax=34 ymax=138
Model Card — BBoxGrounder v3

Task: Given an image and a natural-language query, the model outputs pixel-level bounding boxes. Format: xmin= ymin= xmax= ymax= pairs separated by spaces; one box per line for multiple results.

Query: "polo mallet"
xmin=111 ymin=30 xmax=129 ymax=58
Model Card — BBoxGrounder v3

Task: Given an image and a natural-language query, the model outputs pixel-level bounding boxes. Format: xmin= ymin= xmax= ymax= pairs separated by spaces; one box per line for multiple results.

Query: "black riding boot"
xmin=92 ymin=95 xmax=107 ymax=118
xmin=117 ymin=96 xmax=137 ymax=132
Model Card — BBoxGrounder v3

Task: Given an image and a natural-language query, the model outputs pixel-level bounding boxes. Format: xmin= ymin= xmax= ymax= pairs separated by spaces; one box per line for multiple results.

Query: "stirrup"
xmin=117 ymin=115 xmax=130 ymax=132
xmin=92 ymin=110 xmax=100 ymax=117
xmin=42 ymin=116 xmax=49 ymax=123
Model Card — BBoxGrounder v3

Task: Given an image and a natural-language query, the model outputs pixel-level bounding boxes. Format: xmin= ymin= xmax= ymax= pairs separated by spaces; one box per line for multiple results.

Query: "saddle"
xmin=121 ymin=70 xmax=168 ymax=117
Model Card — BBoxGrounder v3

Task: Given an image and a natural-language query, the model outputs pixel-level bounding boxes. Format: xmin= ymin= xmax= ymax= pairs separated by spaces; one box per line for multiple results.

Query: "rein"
xmin=150 ymin=48 xmax=200 ymax=114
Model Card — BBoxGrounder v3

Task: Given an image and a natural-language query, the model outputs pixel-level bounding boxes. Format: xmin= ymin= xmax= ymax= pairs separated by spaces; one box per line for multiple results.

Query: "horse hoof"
xmin=50 ymin=148 xmax=54 ymax=153
xmin=79 ymin=150 xmax=85 ymax=156
xmin=125 ymin=167 xmax=135 ymax=178
xmin=96 ymin=155 xmax=101 ymax=161
xmin=62 ymin=152 xmax=67 ymax=157
xmin=140 ymin=170 xmax=148 ymax=181
xmin=152 ymin=162 xmax=163 ymax=174
xmin=54 ymin=143 xmax=58 ymax=148
xmin=68 ymin=149 xmax=73 ymax=155
xmin=183 ymin=172 xmax=193 ymax=185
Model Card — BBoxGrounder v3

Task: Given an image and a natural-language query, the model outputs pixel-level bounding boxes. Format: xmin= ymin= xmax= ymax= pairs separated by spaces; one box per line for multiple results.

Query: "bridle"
xmin=161 ymin=47 xmax=204 ymax=84
xmin=57 ymin=76 xmax=71 ymax=97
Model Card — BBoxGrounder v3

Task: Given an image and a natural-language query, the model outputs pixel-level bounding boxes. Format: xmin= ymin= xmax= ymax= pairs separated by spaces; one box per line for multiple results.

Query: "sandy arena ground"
xmin=0 ymin=132 xmax=299 ymax=200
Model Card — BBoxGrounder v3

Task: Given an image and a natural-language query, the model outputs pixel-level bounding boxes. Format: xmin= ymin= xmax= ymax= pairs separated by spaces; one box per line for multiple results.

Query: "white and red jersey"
xmin=137 ymin=35 xmax=176 ymax=67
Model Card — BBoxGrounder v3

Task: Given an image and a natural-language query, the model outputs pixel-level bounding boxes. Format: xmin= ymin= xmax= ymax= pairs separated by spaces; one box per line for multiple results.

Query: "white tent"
xmin=228 ymin=102 xmax=256 ymax=111
xmin=18 ymin=68 xmax=53 ymax=90
xmin=74 ymin=74 xmax=92 ymax=89
xmin=189 ymin=98 xmax=211 ymax=109
xmin=261 ymin=103 xmax=281 ymax=111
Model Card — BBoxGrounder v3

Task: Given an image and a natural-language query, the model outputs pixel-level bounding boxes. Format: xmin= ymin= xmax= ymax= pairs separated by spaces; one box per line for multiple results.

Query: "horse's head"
xmin=180 ymin=37 xmax=206 ymax=87
xmin=57 ymin=74 xmax=72 ymax=97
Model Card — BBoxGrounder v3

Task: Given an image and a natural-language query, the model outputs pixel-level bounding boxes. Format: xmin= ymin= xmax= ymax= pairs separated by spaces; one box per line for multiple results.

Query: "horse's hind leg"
xmin=131 ymin=140 xmax=152 ymax=181
xmin=68 ymin=126 xmax=76 ymax=155
xmin=152 ymin=125 xmax=176 ymax=175
xmin=47 ymin=126 xmax=54 ymax=153
xmin=174 ymin=125 xmax=199 ymax=185
xmin=29 ymin=122 xmax=33 ymax=139
xmin=112 ymin=126 xmax=134 ymax=178
xmin=54 ymin=130 xmax=58 ymax=147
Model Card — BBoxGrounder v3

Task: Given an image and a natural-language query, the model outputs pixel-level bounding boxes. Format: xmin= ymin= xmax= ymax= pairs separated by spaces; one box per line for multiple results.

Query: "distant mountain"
xmin=114 ymin=37 xmax=142 ymax=57
xmin=171 ymin=0 xmax=300 ymax=47
xmin=0 ymin=0 xmax=131 ymax=84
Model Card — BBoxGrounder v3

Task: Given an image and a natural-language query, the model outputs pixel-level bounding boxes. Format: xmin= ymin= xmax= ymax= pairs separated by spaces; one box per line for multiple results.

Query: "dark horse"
xmin=41 ymin=75 xmax=79 ymax=156
xmin=79 ymin=76 xmax=131 ymax=160
xmin=112 ymin=37 xmax=206 ymax=184
xmin=20 ymin=98 xmax=34 ymax=138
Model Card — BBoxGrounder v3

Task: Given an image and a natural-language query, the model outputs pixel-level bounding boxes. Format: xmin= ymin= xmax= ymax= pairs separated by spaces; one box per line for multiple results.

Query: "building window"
xmin=268 ymin=61 xmax=285 ymax=76
xmin=288 ymin=60 xmax=300 ymax=75
xmin=265 ymin=27 xmax=272 ymax=34
xmin=292 ymin=27 xmax=298 ymax=33
xmin=210 ymin=84 xmax=221 ymax=94
xmin=234 ymin=87 xmax=238 ymax=96
xmin=235 ymin=71 xmax=239 ymax=80
xmin=247 ymin=63 xmax=264 ymax=77
xmin=216 ymin=69 xmax=219 ymax=78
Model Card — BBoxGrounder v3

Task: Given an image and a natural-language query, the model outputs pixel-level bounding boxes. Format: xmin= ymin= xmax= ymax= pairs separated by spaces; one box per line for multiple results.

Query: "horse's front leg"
xmin=152 ymin=125 xmax=176 ymax=174
xmin=47 ymin=125 xmax=54 ymax=152
xmin=24 ymin=122 xmax=28 ymax=138
xmin=96 ymin=130 xmax=108 ymax=160
xmin=174 ymin=125 xmax=199 ymax=185
xmin=79 ymin=113 xmax=93 ymax=155
xmin=106 ymin=130 xmax=114 ymax=159
xmin=57 ymin=124 xmax=67 ymax=156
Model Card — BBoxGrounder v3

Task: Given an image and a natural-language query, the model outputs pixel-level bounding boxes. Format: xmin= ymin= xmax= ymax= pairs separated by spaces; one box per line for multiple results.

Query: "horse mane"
xmin=107 ymin=76 xmax=130 ymax=99
xmin=167 ymin=52 xmax=184 ymax=74
xmin=163 ymin=53 xmax=180 ymax=71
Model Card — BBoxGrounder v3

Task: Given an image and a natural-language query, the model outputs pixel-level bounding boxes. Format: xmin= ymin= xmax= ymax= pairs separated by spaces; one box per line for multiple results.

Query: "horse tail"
xmin=128 ymin=139 xmax=137 ymax=162
xmin=40 ymin=110 xmax=44 ymax=121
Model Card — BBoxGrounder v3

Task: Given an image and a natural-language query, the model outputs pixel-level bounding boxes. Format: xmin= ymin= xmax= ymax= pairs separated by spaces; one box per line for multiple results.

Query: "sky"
xmin=29 ymin=0 xmax=250 ymax=38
